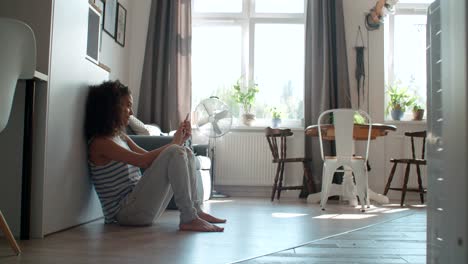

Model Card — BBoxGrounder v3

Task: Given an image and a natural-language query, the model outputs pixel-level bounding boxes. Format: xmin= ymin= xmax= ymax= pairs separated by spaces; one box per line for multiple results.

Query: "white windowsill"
xmin=230 ymin=125 xmax=305 ymax=132
xmin=383 ymin=119 xmax=427 ymax=125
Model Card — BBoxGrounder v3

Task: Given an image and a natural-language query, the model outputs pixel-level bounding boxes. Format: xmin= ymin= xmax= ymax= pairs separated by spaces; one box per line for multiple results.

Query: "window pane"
xmin=255 ymin=0 xmax=304 ymax=13
xmin=254 ymin=24 xmax=304 ymax=120
xmin=393 ymin=15 xmax=427 ymax=106
xmin=193 ymin=0 xmax=242 ymax=13
xmin=192 ymin=25 xmax=242 ymax=111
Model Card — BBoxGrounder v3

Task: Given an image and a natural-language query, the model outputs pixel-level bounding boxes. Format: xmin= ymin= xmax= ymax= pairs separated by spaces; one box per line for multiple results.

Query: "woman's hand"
xmin=182 ymin=120 xmax=192 ymax=142
xmin=172 ymin=123 xmax=185 ymax=145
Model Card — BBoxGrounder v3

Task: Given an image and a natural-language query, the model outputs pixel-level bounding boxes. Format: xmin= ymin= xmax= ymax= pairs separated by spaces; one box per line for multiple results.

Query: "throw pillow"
xmin=128 ymin=115 xmax=164 ymax=136
xmin=145 ymin=124 xmax=162 ymax=136
xmin=128 ymin=115 xmax=149 ymax=135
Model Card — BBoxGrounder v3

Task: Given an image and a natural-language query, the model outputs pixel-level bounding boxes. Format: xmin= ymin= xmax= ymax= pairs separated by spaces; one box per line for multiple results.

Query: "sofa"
xmin=127 ymin=134 xmax=212 ymax=207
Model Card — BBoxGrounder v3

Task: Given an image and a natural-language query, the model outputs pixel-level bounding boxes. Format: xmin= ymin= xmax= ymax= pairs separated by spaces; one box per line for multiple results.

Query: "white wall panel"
xmin=43 ymin=0 xmax=109 ymax=235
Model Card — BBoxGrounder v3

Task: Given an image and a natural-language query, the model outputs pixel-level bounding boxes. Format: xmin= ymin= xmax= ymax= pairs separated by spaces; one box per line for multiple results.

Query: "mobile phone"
xmin=184 ymin=113 xmax=190 ymax=122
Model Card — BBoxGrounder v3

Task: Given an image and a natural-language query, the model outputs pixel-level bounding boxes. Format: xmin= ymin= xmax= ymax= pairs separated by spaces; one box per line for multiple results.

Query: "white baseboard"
xmin=214 ymin=185 xmax=427 ymax=205
xmin=214 ymin=185 xmax=301 ymax=198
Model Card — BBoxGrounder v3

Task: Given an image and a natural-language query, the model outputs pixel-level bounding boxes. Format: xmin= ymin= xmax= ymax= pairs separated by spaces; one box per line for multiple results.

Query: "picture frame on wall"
xmin=93 ymin=0 xmax=105 ymax=52
xmin=115 ymin=3 xmax=127 ymax=47
xmin=86 ymin=4 xmax=102 ymax=63
xmin=103 ymin=0 xmax=117 ymax=37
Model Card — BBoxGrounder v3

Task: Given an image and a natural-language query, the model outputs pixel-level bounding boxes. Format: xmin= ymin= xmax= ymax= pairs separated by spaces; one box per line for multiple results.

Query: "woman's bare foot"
xmin=179 ymin=217 xmax=224 ymax=232
xmin=198 ymin=211 xmax=227 ymax=223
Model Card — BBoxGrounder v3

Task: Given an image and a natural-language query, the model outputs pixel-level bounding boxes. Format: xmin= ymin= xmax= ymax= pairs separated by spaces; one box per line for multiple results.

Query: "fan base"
xmin=210 ymin=190 xmax=230 ymax=199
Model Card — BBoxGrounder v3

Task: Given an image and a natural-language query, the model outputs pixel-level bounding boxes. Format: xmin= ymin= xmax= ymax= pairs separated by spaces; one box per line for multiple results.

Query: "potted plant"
xmin=412 ymin=103 xmax=425 ymax=120
xmin=269 ymin=107 xmax=282 ymax=128
xmin=353 ymin=112 xmax=366 ymax=124
xmin=232 ymin=78 xmax=259 ymax=126
xmin=385 ymin=81 xmax=416 ymax=121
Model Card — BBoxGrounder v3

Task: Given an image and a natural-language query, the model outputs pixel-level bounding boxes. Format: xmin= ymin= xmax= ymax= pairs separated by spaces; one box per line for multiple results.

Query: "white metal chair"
xmin=0 ymin=17 xmax=37 ymax=255
xmin=318 ymin=109 xmax=372 ymax=212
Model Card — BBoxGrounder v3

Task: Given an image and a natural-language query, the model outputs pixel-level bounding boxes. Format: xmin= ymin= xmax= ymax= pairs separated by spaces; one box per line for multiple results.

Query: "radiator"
xmin=212 ymin=130 xmax=305 ymax=186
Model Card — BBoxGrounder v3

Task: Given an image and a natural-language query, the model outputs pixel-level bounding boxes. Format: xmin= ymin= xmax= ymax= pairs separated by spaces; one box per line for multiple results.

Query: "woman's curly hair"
xmin=84 ymin=80 xmax=131 ymax=140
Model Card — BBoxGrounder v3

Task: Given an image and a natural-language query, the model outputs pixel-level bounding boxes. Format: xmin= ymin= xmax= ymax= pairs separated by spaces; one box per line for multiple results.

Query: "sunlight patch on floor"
xmin=364 ymin=207 xmax=390 ymax=213
xmin=314 ymin=214 xmax=377 ymax=219
xmin=205 ymin=199 xmax=235 ymax=204
xmin=410 ymin=204 xmax=427 ymax=208
xmin=348 ymin=205 xmax=411 ymax=214
xmin=382 ymin=208 xmax=410 ymax=213
xmin=271 ymin=212 xmax=308 ymax=218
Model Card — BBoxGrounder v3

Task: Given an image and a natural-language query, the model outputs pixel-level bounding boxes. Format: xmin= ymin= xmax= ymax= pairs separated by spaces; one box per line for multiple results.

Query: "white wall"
xmin=343 ymin=1 xmax=385 ymax=120
xmin=99 ymin=0 xmax=131 ymax=86
xmin=127 ymin=0 xmax=152 ymax=110
xmin=95 ymin=0 xmax=151 ymax=109
xmin=343 ymin=1 xmax=427 ymax=198
xmin=42 ymin=0 xmax=109 ymax=235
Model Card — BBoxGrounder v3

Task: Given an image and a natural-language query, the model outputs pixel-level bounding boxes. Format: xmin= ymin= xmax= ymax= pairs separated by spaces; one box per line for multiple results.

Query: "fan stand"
xmin=209 ymin=137 xmax=229 ymax=199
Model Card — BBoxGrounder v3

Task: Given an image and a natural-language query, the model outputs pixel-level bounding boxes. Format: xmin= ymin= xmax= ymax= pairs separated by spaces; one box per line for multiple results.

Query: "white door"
xmin=427 ymin=0 xmax=467 ymax=263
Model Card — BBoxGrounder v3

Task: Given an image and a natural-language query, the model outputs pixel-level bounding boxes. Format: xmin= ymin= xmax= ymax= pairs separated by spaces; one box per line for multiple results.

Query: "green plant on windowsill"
xmin=269 ymin=107 xmax=282 ymax=119
xmin=385 ymin=81 xmax=416 ymax=121
xmin=232 ymin=78 xmax=259 ymax=126
xmin=269 ymin=107 xmax=283 ymax=128
xmin=412 ymin=102 xmax=425 ymax=121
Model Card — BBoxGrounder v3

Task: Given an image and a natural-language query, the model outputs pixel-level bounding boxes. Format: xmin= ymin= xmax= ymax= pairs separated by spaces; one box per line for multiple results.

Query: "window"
xmin=385 ymin=1 xmax=433 ymax=120
xmin=191 ymin=0 xmax=306 ymax=127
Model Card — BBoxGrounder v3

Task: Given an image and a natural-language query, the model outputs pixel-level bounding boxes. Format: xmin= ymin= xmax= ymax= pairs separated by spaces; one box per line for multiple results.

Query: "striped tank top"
xmin=88 ymin=135 xmax=142 ymax=223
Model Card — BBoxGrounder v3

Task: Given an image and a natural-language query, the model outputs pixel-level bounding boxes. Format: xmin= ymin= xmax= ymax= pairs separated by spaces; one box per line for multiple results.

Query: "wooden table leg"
xmin=0 ymin=210 xmax=21 ymax=255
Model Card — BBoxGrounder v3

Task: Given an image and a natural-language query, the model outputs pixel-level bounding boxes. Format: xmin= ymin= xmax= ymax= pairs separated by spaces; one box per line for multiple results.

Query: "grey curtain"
xmin=138 ymin=0 xmax=192 ymax=132
xmin=304 ymin=0 xmax=351 ymax=193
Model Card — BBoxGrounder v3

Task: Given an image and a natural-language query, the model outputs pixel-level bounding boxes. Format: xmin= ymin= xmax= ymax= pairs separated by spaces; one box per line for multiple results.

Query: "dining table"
xmin=305 ymin=123 xmax=397 ymax=206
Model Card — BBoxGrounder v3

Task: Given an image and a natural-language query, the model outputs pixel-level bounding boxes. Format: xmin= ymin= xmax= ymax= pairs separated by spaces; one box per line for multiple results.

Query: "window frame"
xmin=192 ymin=0 xmax=307 ymax=128
xmin=385 ymin=2 xmax=430 ymax=121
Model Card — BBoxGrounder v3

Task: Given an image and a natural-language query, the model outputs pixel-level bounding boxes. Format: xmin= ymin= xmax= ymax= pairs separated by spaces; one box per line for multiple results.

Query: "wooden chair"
xmin=265 ymin=127 xmax=315 ymax=201
xmin=384 ymin=131 xmax=427 ymax=206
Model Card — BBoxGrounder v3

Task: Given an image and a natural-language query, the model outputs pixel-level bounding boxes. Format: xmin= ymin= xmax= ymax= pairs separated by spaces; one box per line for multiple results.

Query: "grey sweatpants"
xmin=116 ymin=145 xmax=202 ymax=226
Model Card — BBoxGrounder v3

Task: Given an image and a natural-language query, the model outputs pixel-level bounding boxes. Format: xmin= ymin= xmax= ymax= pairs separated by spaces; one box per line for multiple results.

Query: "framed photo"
xmin=103 ymin=0 xmax=117 ymax=37
xmin=86 ymin=4 xmax=102 ymax=63
xmin=115 ymin=3 xmax=127 ymax=46
xmin=93 ymin=0 xmax=105 ymax=52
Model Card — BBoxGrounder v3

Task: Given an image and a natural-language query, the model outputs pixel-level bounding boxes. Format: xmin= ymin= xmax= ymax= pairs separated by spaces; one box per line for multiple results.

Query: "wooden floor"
xmin=239 ymin=210 xmax=426 ymax=264
xmin=0 ymin=197 xmax=426 ymax=264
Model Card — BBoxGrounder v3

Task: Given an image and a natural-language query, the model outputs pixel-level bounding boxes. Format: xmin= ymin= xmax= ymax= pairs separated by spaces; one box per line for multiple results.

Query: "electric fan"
xmin=194 ymin=96 xmax=232 ymax=138
xmin=194 ymin=96 xmax=233 ymax=198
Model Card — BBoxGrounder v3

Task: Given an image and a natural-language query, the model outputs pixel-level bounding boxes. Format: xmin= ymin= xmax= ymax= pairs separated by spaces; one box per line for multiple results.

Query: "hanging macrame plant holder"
xmin=354 ymin=26 xmax=366 ymax=108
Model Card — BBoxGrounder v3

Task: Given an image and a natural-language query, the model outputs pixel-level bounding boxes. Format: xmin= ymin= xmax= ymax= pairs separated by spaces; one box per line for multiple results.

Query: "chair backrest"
xmin=405 ymin=131 xmax=427 ymax=160
xmin=317 ymin=109 xmax=372 ymax=162
xmin=0 ymin=17 xmax=36 ymax=132
xmin=265 ymin=127 xmax=293 ymax=162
